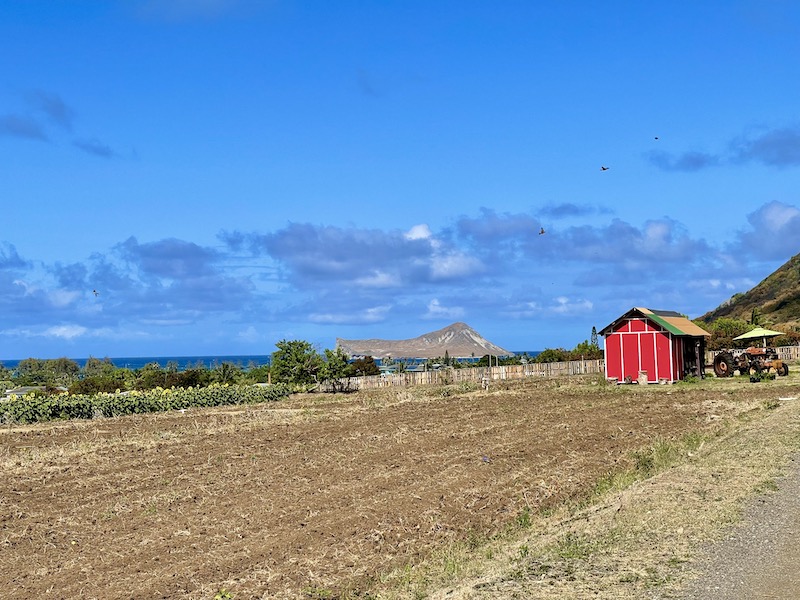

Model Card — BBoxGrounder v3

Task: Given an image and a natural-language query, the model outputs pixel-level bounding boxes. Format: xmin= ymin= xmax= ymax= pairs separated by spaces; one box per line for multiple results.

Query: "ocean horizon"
xmin=1 ymin=351 xmax=541 ymax=372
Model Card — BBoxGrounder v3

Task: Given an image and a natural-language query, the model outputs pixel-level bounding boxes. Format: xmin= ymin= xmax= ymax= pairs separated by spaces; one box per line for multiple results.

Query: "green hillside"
xmin=699 ymin=252 xmax=800 ymax=331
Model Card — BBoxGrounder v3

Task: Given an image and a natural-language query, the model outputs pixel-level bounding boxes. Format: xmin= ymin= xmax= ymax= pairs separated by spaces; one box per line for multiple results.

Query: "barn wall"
xmin=604 ymin=332 xmax=622 ymax=380
xmin=656 ymin=331 xmax=674 ymax=381
xmin=604 ymin=317 xmax=686 ymax=383
xmin=621 ymin=332 xmax=640 ymax=380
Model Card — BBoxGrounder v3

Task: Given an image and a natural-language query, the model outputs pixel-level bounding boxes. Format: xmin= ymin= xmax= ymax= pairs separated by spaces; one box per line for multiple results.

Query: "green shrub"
xmin=0 ymin=383 xmax=291 ymax=424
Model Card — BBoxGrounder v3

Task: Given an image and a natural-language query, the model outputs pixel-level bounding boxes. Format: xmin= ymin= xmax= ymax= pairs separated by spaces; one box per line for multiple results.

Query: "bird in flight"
xmin=539 ymin=227 xmax=546 ymax=235
xmin=92 ymin=289 xmax=99 ymax=296
xmin=654 ymin=136 xmax=659 ymax=140
xmin=600 ymin=166 xmax=609 ymax=171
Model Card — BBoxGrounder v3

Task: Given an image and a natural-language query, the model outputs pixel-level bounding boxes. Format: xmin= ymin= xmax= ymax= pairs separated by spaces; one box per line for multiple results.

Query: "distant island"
xmin=336 ymin=322 xmax=514 ymax=359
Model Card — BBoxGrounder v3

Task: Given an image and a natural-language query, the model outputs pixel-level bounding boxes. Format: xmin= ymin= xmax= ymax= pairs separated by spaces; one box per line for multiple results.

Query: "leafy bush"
xmin=0 ymin=383 xmax=291 ymax=424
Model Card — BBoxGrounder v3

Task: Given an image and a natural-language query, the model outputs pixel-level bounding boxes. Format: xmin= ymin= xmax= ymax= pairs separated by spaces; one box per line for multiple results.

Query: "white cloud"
xmin=355 ymin=270 xmax=400 ymax=288
xmin=430 ymin=252 xmax=484 ymax=280
xmin=49 ymin=289 xmax=81 ymax=308
xmin=761 ymin=202 xmax=800 ymax=231
xmin=551 ymin=296 xmax=593 ymax=315
xmin=424 ymin=298 xmax=465 ymax=320
xmin=44 ymin=324 xmax=87 ymax=339
xmin=404 ymin=224 xmax=432 ymax=240
xmin=309 ymin=305 xmax=390 ymax=324
xmin=236 ymin=325 xmax=260 ymax=343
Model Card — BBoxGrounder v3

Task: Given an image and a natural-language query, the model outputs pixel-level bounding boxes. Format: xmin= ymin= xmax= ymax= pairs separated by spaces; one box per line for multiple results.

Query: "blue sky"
xmin=2 ymin=0 xmax=800 ymax=360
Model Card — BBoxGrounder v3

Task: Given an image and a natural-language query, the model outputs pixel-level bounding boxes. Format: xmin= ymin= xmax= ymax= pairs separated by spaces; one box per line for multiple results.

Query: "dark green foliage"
xmin=83 ymin=356 xmax=117 ymax=378
xmin=212 ymin=361 xmax=243 ymax=384
xmin=270 ymin=340 xmax=323 ymax=386
xmin=0 ymin=383 xmax=291 ymax=424
xmin=243 ymin=364 xmax=271 ymax=383
xmin=176 ymin=368 xmax=213 ymax=388
xmin=570 ymin=339 xmax=604 ymax=360
xmin=697 ymin=317 xmax=753 ymax=350
xmin=533 ymin=338 xmax=603 ymax=363
xmin=349 ymin=356 xmax=380 ymax=376
xmin=475 ymin=354 xmax=522 ymax=366
xmin=533 ymin=348 xmax=570 ymax=363
xmin=69 ymin=374 xmax=126 ymax=395
xmin=15 ymin=357 xmax=81 ymax=386
xmin=319 ymin=348 xmax=354 ymax=392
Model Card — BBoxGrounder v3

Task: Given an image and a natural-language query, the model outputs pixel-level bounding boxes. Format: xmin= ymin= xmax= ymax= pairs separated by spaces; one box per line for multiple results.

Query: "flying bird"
xmin=92 ymin=289 xmax=99 ymax=296
xmin=539 ymin=227 xmax=546 ymax=235
xmin=654 ymin=136 xmax=659 ymax=140
xmin=600 ymin=166 xmax=609 ymax=171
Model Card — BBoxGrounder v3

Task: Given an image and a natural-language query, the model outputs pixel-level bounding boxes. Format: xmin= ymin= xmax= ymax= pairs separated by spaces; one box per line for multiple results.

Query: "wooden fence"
xmin=322 ymin=345 xmax=800 ymax=391
xmin=323 ymin=359 xmax=605 ymax=391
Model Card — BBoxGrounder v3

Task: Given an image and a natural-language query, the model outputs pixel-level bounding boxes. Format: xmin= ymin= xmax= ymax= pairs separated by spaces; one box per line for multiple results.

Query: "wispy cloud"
xmin=118 ymin=237 xmax=219 ymax=279
xmin=357 ymin=68 xmax=382 ymax=97
xmin=0 ymin=114 xmax=47 ymax=141
xmin=73 ymin=138 xmax=116 ymax=158
xmin=646 ymin=150 xmax=720 ymax=172
xmin=0 ymin=243 xmax=28 ymax=270
xmin=540 ymin=203 xmax=611 ymax=219
xmin=647 ymin=125 xmax=800 ymax=171
xmin=731 ymin=127 xmax=800 ymax=167
xmin=26 ymin=90 xmax=75 ymax=130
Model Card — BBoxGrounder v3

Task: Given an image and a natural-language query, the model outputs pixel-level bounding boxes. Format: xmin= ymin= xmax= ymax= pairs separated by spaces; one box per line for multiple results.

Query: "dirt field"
xmin=0 ymin=375 xmax=785 ymax=599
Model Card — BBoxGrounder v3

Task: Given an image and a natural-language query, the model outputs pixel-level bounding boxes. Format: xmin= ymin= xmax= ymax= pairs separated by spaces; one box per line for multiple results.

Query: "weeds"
xmin=554 ymin=532 xmax=595 ymax=560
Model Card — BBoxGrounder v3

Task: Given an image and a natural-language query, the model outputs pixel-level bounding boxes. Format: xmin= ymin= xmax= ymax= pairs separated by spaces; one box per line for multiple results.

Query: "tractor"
xmin=712 ymin=346 xmax=789 ymax=378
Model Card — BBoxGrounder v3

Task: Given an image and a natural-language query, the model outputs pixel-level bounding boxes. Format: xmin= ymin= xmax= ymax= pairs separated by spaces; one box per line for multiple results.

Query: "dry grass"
xmin=375 ymin=372 xmax=800 ymax=599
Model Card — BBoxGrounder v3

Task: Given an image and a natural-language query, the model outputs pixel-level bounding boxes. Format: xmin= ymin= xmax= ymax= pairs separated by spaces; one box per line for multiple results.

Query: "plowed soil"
xmin=0 ymin=377 xmax=743 ymax=599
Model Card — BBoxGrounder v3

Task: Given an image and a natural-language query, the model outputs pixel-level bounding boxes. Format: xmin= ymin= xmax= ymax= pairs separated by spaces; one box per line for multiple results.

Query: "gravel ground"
xmin=678 ymin=455 xmax=800 ymax=599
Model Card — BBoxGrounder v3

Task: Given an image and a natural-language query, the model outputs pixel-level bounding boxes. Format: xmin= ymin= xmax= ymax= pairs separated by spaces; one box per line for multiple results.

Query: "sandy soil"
xmin=0 ymin=378 xmax=747 ymax=599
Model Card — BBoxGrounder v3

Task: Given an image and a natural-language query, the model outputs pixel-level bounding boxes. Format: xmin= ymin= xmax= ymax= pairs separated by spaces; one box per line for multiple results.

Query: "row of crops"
xmin=0 ymin=383 xmax=292 ymax=424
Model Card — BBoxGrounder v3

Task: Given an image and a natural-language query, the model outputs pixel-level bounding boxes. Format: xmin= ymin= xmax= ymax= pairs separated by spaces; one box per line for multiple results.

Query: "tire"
xmin=713 ymin=353 xmax=735 ymax=378
xmin=777 ymin=363 xmax=789 ymax=377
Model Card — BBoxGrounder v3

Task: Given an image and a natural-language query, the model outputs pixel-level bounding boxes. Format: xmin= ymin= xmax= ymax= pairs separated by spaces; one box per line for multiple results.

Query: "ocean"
xmin=0 ymin=355 xmax=273 ymax=371
xmin=0 ymin=351 xmax=540 ymax=372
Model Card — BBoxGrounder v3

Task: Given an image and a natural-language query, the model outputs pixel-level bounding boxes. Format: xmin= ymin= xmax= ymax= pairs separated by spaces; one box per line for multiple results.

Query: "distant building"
xmin=600 ymin=307 xmax=711 ymax=383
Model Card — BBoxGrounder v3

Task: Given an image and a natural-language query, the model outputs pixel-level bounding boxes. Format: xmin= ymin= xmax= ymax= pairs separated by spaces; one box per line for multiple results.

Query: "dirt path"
xmin=679 ymin=455 xmax=800 ymax=599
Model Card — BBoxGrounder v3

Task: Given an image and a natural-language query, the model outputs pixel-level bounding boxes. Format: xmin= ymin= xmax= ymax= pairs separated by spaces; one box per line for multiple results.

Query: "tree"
xmin=212 ymin=361 xmax=242 ymax=384
xmin=568 ymin=340 xmax=604 ymax=360
xmin=16 ymin=357 xmax=79 ymax=386
xmin=700 ymin=317 xmax=752 ymax=350
xmin=135 ymin=362 xmax=168 ymax=390
xmin=270 ymin=340 xmax=323 ymax=387
xmin=244 ymin=364 xmax=271 ymax=383
xmin=533 ymin=348 xmax=570 ymax=363
xmin=319 ymin=348 xmax=353 ymax=392
xmin=349 ymin=356 xmax=380 ymax=376
xmin=83 ymin=356 xmax=117 ymax=378
xmin=591 ymin=326 xmax=599 ymax=348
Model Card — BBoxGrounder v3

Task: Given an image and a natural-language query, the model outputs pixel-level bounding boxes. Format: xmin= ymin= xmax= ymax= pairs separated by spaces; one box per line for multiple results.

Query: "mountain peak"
xmin=699 ymin=251 xmax=800 ymax=330
xmin=336 ymin=322 xmax=514 ymax=359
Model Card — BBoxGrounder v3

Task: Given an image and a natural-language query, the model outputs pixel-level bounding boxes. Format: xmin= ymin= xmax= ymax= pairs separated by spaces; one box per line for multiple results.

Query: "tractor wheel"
xmin=777 ymin=363 xmax=790 ymax=377
xmin=713 ymin=353 xmax=735 ymax=377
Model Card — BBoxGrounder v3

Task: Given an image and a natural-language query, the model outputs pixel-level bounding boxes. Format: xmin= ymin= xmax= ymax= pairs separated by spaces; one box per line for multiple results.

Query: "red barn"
xmin=600 ymin=307 xmax=711 ymax=383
